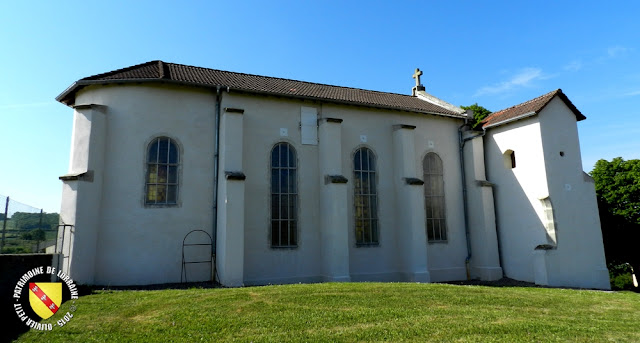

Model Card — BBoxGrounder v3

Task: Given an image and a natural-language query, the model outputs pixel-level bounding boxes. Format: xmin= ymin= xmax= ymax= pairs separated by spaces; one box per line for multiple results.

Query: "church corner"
xmin=54 ymin=61 xmax=610 ymax=290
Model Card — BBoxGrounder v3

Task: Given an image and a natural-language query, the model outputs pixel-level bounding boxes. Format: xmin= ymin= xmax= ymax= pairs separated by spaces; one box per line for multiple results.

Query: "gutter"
xmin=458 ymin=121 xmax=486 ymax=280
xmin=211 ymin=85 xmax=229 ymax=283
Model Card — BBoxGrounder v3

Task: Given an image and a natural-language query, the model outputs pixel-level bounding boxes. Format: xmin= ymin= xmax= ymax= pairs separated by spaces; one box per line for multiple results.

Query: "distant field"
xmin=15 ymin=282 xmax=640 ymax=342
xmin=0 ymin=219 xmax=57 ymax=253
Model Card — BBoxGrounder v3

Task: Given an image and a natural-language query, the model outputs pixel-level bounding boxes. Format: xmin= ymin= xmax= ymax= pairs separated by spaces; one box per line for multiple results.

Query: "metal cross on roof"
xmin=412 ymin=68 xmax=423 ymax=87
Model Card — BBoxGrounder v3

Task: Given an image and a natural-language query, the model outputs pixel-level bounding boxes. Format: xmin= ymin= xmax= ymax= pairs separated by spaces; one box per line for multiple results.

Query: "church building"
xmin=55 ymin=61 xmax=610 ymax=289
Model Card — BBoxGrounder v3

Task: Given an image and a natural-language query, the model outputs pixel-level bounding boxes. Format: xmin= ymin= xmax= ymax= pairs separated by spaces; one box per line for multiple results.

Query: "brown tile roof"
xmin=482 ymin=89 xmax=586 ymax=128
xmin=57 ymin=60 xmax=465 ymax=118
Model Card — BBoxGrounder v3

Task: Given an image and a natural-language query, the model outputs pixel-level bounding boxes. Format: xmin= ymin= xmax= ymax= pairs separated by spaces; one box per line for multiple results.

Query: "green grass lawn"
xmin=15 ymin=282 xmax=640 ymax=342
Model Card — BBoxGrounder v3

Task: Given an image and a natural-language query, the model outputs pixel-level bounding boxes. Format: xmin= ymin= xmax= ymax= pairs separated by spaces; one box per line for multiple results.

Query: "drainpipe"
xmin=211 ymin=85 xmax=226 ymax=282
xmin=458 ymin=120 xmax=486 ymax=280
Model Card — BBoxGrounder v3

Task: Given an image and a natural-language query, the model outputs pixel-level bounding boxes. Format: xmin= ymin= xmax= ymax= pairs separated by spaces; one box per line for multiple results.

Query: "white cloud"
xmin=563 ymin=60 xmax=583 ymax=72
xmin=474 ymin=68 xmax=545 ymax=96
xmin=623 ymin=90 xmax=640 ymax=97
xmin=607 ymin=46 xmax=629 ymax=58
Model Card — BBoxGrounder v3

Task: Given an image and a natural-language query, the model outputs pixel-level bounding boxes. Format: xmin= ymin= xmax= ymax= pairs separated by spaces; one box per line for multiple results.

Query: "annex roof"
xmin=482 ymin=89 xmax=586 ymax=129
xmin=57 ymin=60 xmax=465 ymax=118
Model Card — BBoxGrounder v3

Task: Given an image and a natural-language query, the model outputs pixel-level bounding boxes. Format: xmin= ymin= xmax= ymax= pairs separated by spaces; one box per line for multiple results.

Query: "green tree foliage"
xmin=460 ymin=103 xmax=492 ymax=129
xmin=21 ymin=228 xmax=45 ymax=241
xmin=11 ymin=212 xmax=59 ymax=231
xmin=591 ymin=158 xmax=640 ymax=224
xmin=590 ymin=157 xmax=640 ymax=283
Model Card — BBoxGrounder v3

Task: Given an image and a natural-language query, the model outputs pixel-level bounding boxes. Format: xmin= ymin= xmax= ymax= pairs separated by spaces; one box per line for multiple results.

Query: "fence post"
xmin=37 ymin=209 xmax=44 ymax=252
xmin=1 ymin=196 xmax=9 ymax=253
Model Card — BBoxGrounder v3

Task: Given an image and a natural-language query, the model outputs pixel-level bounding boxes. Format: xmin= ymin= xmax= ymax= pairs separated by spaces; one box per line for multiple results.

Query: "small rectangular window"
xmin=301 ymin=107 xmax=318 ymax=145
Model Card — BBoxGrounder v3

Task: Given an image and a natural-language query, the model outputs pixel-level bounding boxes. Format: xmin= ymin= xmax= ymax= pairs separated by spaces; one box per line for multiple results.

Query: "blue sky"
xmin=1 ymin=1 xmax=639 ymax=213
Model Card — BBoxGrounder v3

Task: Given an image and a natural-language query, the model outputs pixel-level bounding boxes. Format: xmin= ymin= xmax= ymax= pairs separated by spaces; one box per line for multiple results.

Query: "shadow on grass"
xmin=441 ymin=277 xmax=542 ymax=288
xmin=443 ymin=277 xmax=640 ymax=293
xmin=86 ymin=280 xmax=222 ymax=293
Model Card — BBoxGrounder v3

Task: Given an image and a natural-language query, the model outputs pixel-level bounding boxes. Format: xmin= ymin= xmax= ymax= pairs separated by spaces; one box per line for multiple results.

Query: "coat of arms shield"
xmin=28 ymin=282 xmax=62 ymax=319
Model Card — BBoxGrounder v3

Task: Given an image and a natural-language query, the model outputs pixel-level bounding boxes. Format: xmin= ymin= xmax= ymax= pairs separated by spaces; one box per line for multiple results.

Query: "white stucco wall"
xmin=485 ymin=97 xmax=610 ymax=289
xmin=485 ymin=117 xmax=550 ymax=283
xmin=61 ymin=81 xmax=611 ymax=289
xmin=59 ymin=105 xmax=107 ymax=284
xmin=462 ymin=134 xmax=502 ymax=281
xmin=72 ymin=84 xmax=216 ymax=285
xmin=537 ymin=97 xmax=609 ymax=289
xmin=64 ymin=83 xmax=472 ymax=286
xmin=324 ymin=104 xmax=467 ymax=282
xmin=222 ymin=94 xmax=322 ymax=285
xmin=221 ymin=92 xmax=469 ymax=284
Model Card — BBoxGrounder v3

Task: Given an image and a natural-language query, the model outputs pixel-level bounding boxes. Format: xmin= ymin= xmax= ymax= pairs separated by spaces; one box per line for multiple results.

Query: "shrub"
xmin=608 ymin=262 xmax=638 ymax=290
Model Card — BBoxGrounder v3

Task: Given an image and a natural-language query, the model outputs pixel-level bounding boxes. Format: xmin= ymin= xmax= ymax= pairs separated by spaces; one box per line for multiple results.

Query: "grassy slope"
xmin=15 ymin=283 xmax=640 ymax=342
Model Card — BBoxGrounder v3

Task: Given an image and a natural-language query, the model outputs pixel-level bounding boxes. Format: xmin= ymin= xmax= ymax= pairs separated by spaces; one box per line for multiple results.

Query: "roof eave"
xmin=483 ymin=111 xmax=537 ymax=129
xmin=56 ymin=78 xmax=170 ymax=107
xmin=55 ymin=81 xmax=81 ymax=106
xmin=56 ymin=78 xmax=465 ymax=119
xmin=482 ymin=90 xmax=587 ymax=129
xmin=237 ymin=88 xmax=464 ymax=118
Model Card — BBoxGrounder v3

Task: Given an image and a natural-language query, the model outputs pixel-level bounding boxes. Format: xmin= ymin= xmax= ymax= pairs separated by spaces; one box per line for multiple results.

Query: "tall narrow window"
xmin=271 ymin=142 xmax=298 ymax=247
xmin=146 ymin=137 xmax=179 ymax=205
xmin=540 ymin=197 xmax=557 ymax=245
xmin=424 ymin=152 xmax=447 ymax=242
xmin=504 ymin=150 xmax=516 ymax=169
xmin=354 ymin=147 xmax=378 ymax=245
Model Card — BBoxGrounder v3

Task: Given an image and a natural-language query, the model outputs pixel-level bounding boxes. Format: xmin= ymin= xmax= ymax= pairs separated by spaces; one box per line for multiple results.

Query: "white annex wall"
xmin=73 ymin=84 xmax=216 ymax=285
xmin=485 ymin=117 xmax=549 ymax=283
xmin=485 ymin=97 xmax=610 ymax=289
xmin=537 ymin=98 xmax=609 ymax=289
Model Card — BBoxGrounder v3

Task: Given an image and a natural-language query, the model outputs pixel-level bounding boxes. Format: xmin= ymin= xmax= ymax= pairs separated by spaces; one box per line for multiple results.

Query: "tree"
xmin=591 ymin=158 xmax=640 ymax=225
xmin=20 ymin=228 xmax=45 ymax=241
xmin=460 ymin=103 xmax=492 ymax=129
xmin=30 ymin=228 xmax=45 ymax=241
xmin=590 ymin=157 xmax=640 ymax=278
xmin=11 ymin=212 xmax=59 ymax=231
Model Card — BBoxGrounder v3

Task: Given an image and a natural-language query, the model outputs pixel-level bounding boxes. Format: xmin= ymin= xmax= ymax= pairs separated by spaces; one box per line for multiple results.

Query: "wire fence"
xmin=0 ymin=194 xmax=59 ymax=254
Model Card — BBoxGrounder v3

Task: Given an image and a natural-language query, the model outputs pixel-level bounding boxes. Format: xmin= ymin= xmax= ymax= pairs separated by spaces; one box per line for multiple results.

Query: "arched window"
xmin=504 ymin=150 xmax=516 ymax=169
xmin=354 ymin=147 xmax=378 ymax=245
xmin=146 ymin=137 xmax=179 ymax=205
xmin=271 ymin=142 xmax=298 ymax=247
xmin=423 ymin=152 xmax=447 ymax=242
